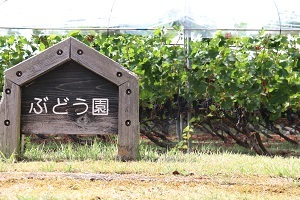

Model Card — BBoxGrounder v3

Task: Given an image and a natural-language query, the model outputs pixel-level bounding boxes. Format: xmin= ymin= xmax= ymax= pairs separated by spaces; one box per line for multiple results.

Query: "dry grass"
xmin=1 ymin=153 xmax=300 ymax=178
xmin=0 ymin=171 xmax=300 ymax=200
xmin=0 ymin=153 xmax=300 ymax=199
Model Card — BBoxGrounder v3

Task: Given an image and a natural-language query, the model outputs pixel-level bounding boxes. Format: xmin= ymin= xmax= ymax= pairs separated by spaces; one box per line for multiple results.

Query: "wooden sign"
xmin=0 ymin=37 xmax=139 ymax=161
xmin=21 ymin=60 xmax=119 ymax=135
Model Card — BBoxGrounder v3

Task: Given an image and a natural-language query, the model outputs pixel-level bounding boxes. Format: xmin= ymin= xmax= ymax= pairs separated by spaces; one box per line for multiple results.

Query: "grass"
xmin=21 ymin=139 xmax=118 ymax=161
xmin=0 ymin=136 xmax=299 ymax=179
xmin=0 ymin=135 xmax=300 ymax=200
xmin=2 ymin=154 xmax=300 ymax=178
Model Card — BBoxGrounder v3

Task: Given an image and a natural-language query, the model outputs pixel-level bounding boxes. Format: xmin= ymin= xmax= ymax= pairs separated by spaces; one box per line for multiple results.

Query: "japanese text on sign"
xmin=29 ymin=97 xmax=109 ymax=115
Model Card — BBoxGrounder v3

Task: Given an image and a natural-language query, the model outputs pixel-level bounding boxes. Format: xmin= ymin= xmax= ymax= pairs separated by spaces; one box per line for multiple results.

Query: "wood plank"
xmin=3 ymin=79 xmax=21 ymax=157
xmin=21 ymin=60 xmax=119 ymax=135
xmin=70 ymin=37 xmax=138 ymax=86
xmin=4 ymin=38 xmax=71 ymax=86
xmin=0 ymin=89 xmax=5 ymax=156
xmin=2 ymin=36 xmax=140 ymax=161
xmin=117 ymin=78 xmax=140 ymax=161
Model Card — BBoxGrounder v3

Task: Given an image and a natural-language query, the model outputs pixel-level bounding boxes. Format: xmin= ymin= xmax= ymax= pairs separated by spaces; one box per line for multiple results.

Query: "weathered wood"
xmin=118 ymin=78 xmax=140 ymax=161
xmin=1 ymin=37 xmax=140 ymax=160
xmin=21 ymin=60 xmax=119 ymax=135
xmin=1 ymin=79 xmax=21 ymax=157
xmin=4 ymin=38 xmax=70 ymax=86
xmin=0 ymin=91 xmax=4 ymax=156
xmin=70 ymin=37 xmax=138 ymax=86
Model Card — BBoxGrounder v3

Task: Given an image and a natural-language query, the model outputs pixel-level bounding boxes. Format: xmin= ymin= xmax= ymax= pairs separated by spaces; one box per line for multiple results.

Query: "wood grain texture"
xmin=118 ymin=78 xmax=140 ymax=161
xmin=0 ymin=89 xmax=4 ymax=155
xmin=1 ymin=36 xmax=140 ymax=160
xmin=70 ymin=37 xmax=138 ymax=86
xmin=4 ymin=38 xmax=70 ymax=86
xmin=3 ymin=79 xmax=21 ymax=157
xmin=21 ymin=60 xmax=119 ymax=135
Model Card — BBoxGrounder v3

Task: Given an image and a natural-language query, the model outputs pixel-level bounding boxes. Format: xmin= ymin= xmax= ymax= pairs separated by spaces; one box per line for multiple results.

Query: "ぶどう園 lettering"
xmin=29 ymin=97 xmax=109 ymax=115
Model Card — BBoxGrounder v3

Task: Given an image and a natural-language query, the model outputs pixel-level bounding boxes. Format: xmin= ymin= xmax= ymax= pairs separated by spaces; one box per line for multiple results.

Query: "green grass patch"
xmin=22 ymin=139 xmax=117 ymax=161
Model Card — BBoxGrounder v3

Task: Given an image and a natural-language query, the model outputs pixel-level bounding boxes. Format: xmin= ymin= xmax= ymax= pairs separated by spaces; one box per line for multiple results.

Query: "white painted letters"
xmin=29 ymin=97 xmax=109 ymax=116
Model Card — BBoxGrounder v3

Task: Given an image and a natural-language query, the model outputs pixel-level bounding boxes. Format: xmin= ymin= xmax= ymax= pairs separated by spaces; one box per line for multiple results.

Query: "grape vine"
xmin=0 ymin=29 xmax=299 ymax=154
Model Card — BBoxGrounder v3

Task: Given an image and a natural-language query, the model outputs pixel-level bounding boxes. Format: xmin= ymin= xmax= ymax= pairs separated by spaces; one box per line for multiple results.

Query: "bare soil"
xmin=0 ymin=172 xmax=300 ymax=199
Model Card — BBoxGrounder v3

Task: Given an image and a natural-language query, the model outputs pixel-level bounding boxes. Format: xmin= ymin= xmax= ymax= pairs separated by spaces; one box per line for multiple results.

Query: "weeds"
xmin=0 ymin=151 xmax=17 ymax=164
xmin=0 ymin=135 xmax=299 ymax=179
xmin=21 ymin=138 xmax=117 ymax=161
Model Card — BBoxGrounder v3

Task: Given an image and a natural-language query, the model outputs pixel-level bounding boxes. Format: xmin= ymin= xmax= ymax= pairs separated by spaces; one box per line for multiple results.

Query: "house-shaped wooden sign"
xmin=0 ymin=37 xmax=139 ymax=161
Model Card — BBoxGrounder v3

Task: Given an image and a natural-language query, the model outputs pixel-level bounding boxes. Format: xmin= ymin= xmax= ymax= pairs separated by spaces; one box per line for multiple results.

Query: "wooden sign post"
xmin=0 ymin=37 xmax=139 ymax=161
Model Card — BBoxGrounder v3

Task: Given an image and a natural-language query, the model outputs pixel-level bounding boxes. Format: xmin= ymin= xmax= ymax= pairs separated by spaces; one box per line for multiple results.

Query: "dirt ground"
xmin=0 ymin=172 xmax=300 ymax=200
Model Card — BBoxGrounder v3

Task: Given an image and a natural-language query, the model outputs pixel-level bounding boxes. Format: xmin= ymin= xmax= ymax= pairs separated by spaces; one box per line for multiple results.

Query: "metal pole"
xmin=176 ymin=87 xmax=183 ymax=142
xmin=184 ymin=28 xmax=192 ymax=152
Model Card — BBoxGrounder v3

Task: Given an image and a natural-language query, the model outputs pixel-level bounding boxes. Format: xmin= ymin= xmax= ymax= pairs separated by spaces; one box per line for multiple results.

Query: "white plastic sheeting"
xmin=0 ymin=0 xmax=299 ymax=33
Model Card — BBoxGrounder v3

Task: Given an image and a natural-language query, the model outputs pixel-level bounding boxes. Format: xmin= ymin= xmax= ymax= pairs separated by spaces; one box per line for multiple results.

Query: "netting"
xmin=0 ymin=0 xmax=299 ymax=36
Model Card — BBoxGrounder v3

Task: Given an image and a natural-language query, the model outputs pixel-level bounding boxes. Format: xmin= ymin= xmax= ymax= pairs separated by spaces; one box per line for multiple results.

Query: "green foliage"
xmin=187 ymin=31 xmax=300 ymax=123
xmin=177 ymin=125 xmax=193 ymax=150
xmin=0 ymin=35 xmax=33 ymax=95
xmin=0 ymin=29 xmax=299 ymax=125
